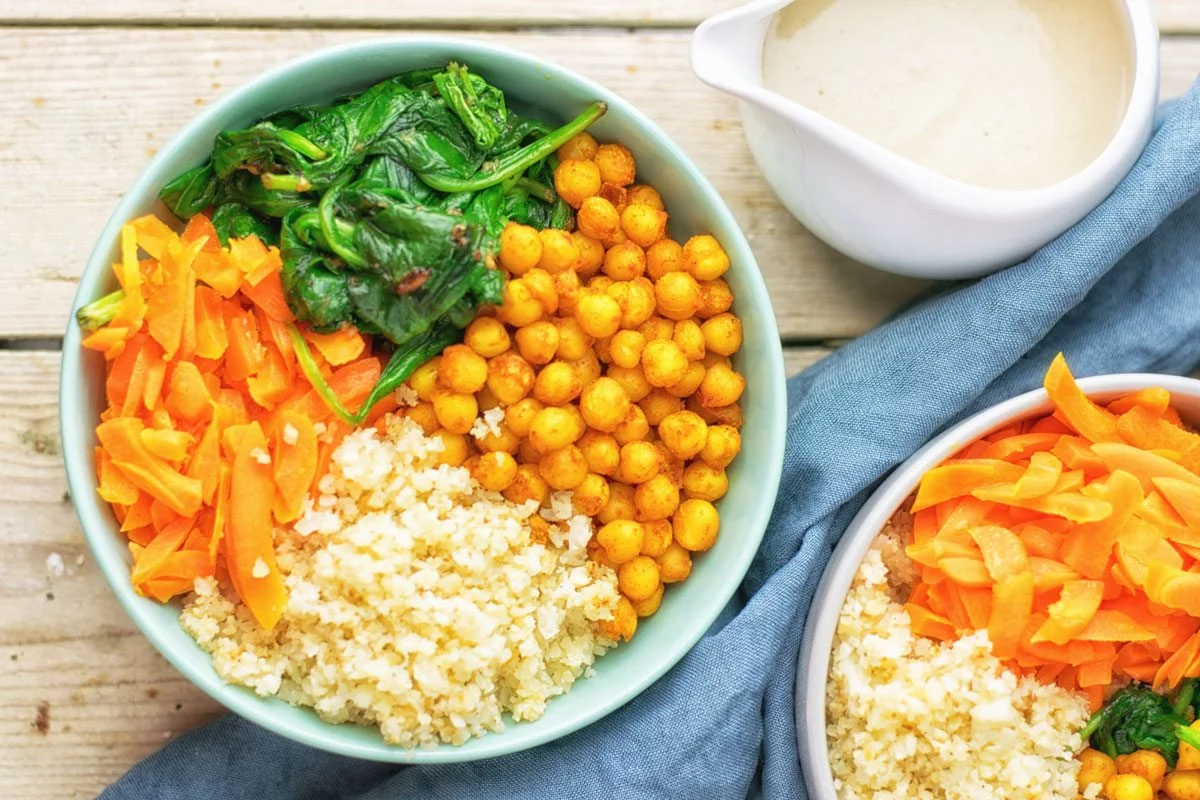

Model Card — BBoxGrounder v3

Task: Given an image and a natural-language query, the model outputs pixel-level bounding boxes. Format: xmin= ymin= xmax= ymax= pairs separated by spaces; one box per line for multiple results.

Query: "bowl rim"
xmin=59 ymin=35 xmax=788 ymax=763
xmin=795 ymin=372 xmax=1200 ymax=799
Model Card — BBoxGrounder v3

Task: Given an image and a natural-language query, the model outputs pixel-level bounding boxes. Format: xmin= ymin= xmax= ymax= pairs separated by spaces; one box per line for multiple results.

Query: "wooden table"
xmin=0 ymin=2 xmax=1197 ymax=795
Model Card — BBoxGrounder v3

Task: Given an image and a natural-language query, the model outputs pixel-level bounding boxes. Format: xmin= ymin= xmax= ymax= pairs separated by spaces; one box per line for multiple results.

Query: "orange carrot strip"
xmin=241 ymin=269 xmax=294 ymax=323
xmin=969 ymin=525 xmax=1030 ymax=582
xmin=285 ymin=357 xmax=383 ymax=424
xmin=1153 ymin=476 xmax=1200 ymax=530
xmin=1108 ymin=387 xmax=1172 ymax=416
xmin=129 ymin=517 xmax=192 ymax=585
xmin=1030 ymin=415 xmax=1074 ymax=435
xmin=209 ymin=463 xmax=231 ymax=567
xmin=1030 ymin=557 xmax=1080 ymax=594
xmin=246 ymin=348 xmax=293 ymax=410
xmin=226 ymin=422 xmax=287 ymax=630
xmin=271 ymin=410 xmax=318 ymax=524
xmin=185 ymin=421 xmax=222 ymax=505
xmin=221 ymin=303 xmax=267 ymax=383
xmin=1011 ymin=452 xmax=1063 ymax=499
xmin=989 ymin=572 xmax=1034 ymax=660
xmin=96 ymin=447 xmax=139 ymax=506
xmin=1118 ymin=404 xmax=1200 ymax=455
xmin=194 ymin=285 xmax=229 ymax=360
xmin=1059 ymin=469 xmax=1142 ymax=579
xmin=938 ymin=557 xmax=992 ymax=588
xmin=97 ymin=417 xmax=203 ymax=517
xmin=1015 ymin=523 xmax=1064 ymax=559
xmin=981 ymin=433 xmax=1062 ymax=462
xmin=1145 ymin=563 xmax=1200 ymax=617
xmin=971 ymin=486 xmax=1112 ymax=524
xmin=303 ymin=328 xmax=367 ymax=367
xmin=1052 ymin=436 xmax=1109 ymax=479
xmin=1030 ymin=579 xmax=1104 ymax=645
xmin=959 ymin=586 xmax=993 ymax=630
xmin=1078 ymin=658 xmax=1115 ymax=688
xmin=1043 ymin=354 xmax=1121 ymax=443
xmin=912 ymin=460 xmax=1025 ymax=511
xmin=139 ymin=429 xmax=194 ymax=463
xmin=193 ymin=249 xmax=242 ymax=299
xmin=1054 ymin=470 xmax=1085 ymax=494
xmin=146 ymin=237 xmax=203 ymax=361
xmin=906 ymin=604 xmax=956 ymax=641
xmin=1091 ymin=441 xmax=1200 ymax=493
xmin=1155 ymin=630 xmax=1200 ymax=690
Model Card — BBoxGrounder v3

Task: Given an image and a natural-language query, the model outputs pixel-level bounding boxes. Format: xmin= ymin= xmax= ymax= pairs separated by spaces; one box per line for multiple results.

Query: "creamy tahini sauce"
xmin=761 ymin=0 xmax=1134 ymax=190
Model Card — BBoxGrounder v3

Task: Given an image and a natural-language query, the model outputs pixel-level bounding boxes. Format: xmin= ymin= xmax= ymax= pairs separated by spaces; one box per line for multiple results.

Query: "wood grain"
xmin=1 ymin=0 xmax=1196 ymax=33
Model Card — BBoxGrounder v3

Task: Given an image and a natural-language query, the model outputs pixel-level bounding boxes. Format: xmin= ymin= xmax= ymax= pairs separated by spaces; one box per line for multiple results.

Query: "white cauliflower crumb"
xmin=469 ymin=406 xmax=506 ymax=440
xmin=250 ymin=558 xmax=269 ymax=579
xmin=250 ymin=447 xmax=271 ymax=465
xmin=281 ymin=423 xmax=299 ymax=446
xmin=393 ymin=384 xmax=418 ymax=407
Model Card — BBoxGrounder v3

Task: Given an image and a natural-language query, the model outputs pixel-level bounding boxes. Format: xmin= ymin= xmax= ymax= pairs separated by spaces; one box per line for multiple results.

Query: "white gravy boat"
xmin=691 ymin=0 xmax=1160 ymax=279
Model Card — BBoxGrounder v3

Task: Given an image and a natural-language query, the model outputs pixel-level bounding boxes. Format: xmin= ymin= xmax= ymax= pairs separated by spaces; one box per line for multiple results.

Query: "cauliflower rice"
xmin=181 ymin=415 xmax=621 ymax=749
xmin=826 ymin=542 xmax=1091 ymax=800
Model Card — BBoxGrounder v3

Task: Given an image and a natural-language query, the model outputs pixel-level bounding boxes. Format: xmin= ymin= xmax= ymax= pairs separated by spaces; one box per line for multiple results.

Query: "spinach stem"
xmin=287 ymin=324 xmax=363 ymax=426
xmin=515 ymin=177 xmax=555 ymax=204
xmin=75 ymin=289 xmax=125 ymax=331
xmin=274 ymin=129 xmax=328 ymax=161
xmin=261 ymin=173 xmax=313 ymax=192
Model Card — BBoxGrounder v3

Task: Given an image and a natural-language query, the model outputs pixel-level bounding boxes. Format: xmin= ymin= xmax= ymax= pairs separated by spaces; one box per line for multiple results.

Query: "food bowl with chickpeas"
xmin=61 ymin=37 xmax=787 ymax=762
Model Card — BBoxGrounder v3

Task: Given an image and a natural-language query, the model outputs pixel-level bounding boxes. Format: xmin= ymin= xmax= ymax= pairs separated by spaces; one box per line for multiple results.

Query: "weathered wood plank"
xmin=0 ymin=0 xmax=1195 ymax=34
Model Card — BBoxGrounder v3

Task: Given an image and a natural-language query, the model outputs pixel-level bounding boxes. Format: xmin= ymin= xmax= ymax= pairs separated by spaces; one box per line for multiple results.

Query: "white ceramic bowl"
xmin=795 ymin=373 xmax=1200 ymax=798
xmin=691 ymin=0 xmax=1160 ymax=279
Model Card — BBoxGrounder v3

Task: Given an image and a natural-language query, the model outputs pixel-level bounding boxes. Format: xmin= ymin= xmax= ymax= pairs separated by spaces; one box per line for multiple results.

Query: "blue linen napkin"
xmin=102 ymin=84 xmax=1200 ymax=800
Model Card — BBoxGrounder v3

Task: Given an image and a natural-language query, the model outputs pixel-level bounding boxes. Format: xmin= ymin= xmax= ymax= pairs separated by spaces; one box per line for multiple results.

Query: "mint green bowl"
xmin=60 ymin=37 xmax=787 ymax=763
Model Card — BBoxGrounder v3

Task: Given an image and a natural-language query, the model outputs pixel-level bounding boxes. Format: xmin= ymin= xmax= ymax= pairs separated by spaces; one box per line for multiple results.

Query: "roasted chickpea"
xmin=431 ymin=431 xmax=471 ymax=467
xmin=701 ymin=352 xmax=732 ymax=371
xmin=572 ymin=231 xmax=606 ymax=278
xmin=565 ymin=351 xmax=602 ymax=388
xmin=476 ymin=383 xmax=500 ymax=414
xmin=632 ymin=582 xmax=664 ymax=617
xmin=486 ymin=352 xmax=535 ymax=405
xmin=555 ymin=269 xmax=583 ymax=315
xmin=618 ymin=440 xmax=662 ymax=484
xmin=549 ymin=317 xmax=589 ymax=362
xmin=406 ymin=400 xmax=440 ymax=435
xmin=640 ymin=388 xmax=684 ymax=426
xmin=470 ymin=451 xmax=518 ymax=492
xmin=529 ymin=406 xmax=582 ymax=453
xmin=1104 ymin=774 xmax=1153 ymax=800
xmin=463 ymin=316 xmax=511 ymax=358
xmin=607 ymin=364 xmax=652 ymax=403
xmin=688 ymin=396 xmax=744 ymax=428
xmin=436 ymin=344 xmax=488 ymax=394
xmin=604 ymin=225 xmax=629 ymax=248
xmin=497 ymin=279 xmax=543 ymax=327
xmin=1078 ymin=750 xmax=1118 ymax=792
xmin=620 ymin=203 xmax=667 ymax=248
xmin=646 ymin=239 xmax=685 ymax=281
xmin=642 ymin=339 xmax=689 ymax=388
xmin=672 ymin=319 xmax=706 ymax=361
xmin=431 ymin=390 xmax=478 ymax=435
xmin=573 ymin=473 xmax=611 ymax=516
xmin=517 ymin=436 xmax=541 ymax=466
xmin=556 ymin=132 xmax=599 ymax=162
xmin=602 ymin=241 xmax=646 ymax=281
xmin=514 ymin=320 xmax=560 ymax=366
xmin=505 ymin=397 xmax=543 ymax=437
xmin=656 ymin=444 xmax=685 ymax=488
xmin=554 ymin=158 xmax=602 ymax=209
xmin=595 ymin=142 xmax=636 ymax=186
xmin=598 ymin=181 xmax=629 ymax=212
xmin=684 ymin=234 xmax=731 ymax=281
xmin=640 ymin=519 xmax=672 ymax=557
xmin=638 ymin=315 xmax=675 ymax=342
xmin=698 ymin=363 xmax=746 ymax=408
xmin=656 ymin=541 xmax=693 ymax=583
xmin=683 ymin=461 xmax=728 ymax=501
xmin=408 ymin=357 xmax=441 ymax=402
xmin=575 ymin=293 xmax=622 ymax=339
xmin=598 ymin=481 xmax=637 ymax=524
xmin=700 ymin=424 xmax=741 ymax=468
xmin=606 ymin=329 xmax=644 ymax=370
xmin=599 ymin=595 xmax=637 ymax=641
xmin=1162 ymin=770 xmax=1200 ymax=800
xmin=635 ymin=474 xmax=681 ymax=521
xmin=579 ymin=430 xmax=621 ymax=476
xmin=577 ymin=196 xmax=621 ymax=241
xmin=1116 ymin=751 xmax=1166 ymax=793
xmin=627 ymin=184 xmax=664 ymax=211
xmin=579 ymin=377 xmax=632 ymax=433
xmin=498 ymin=222 xmax=543 ymax=275
xmin=612 ymin=277 xmax=656 ymax=329
xmin=539 ymin=445 xmax=589 ymax=490
xmin=655 ymin=271 xmax=702 ymax=321
xmin=673 ymin=498 xmax=720 ymax=551
xmin=658 ymin=410 xmax=709 ymax=460
xmin=588 ymin=274 xmax=615 ymax=294
xmin=697 ymin=278 xmax=734 ymax=319
xmin=474 ymin=421 xmax=520 ymax=454
xmin=504 ymin=463 xmax=549 ymax=505
xmin=666 ymin=361 xmax=707 ymax=399
xmin=702 ymin=313 xmax=743 ymax=357
xmin=613 ymin=404 xmax=651 ymax=445
xmin=618 ymin=555 xmax=660 ymax=601
xmin=522 ymin=268 xmax=559 ymax=315
xmin=597 ymin=518 xmax=644 ymax=564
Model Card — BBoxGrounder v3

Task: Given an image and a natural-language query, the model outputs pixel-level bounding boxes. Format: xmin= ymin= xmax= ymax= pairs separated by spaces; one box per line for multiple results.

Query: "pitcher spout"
xmin=691 ymin=0 xmax=791 ymax=100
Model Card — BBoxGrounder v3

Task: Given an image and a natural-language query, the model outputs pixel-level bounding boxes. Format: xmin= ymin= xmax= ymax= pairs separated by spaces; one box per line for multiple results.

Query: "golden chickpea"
xmin=618 ymin=555 xmax=660 ymax=601
xmin=436 ymin=344 xmax=487 ymax=394
xmin=593 ymin=334 xmax=614 ymax=364
xmin=702 ymin=313 xmax=743 ymax=357
xmin=656 ymin=444 xmax=685 ymax=488
xmin=658 ymin=410 xmax=709 ymax=460
xmin=486 ymin=352 xmax=535 ymax=405
xmin=689 ymin=396 xmax=744 ymax=428
xmin=597 ymin=518 xmax=645 ymax=564
xmin=579 ymin=377 xmax=632 ymax=433
xmin=556 ymin=132 xmax=599 ymax=162
xmin=463 ymin=316 xmax=511 ymax=358
xmin=431 ymin=390 xmax=478 ymax=435
xmin=607 ymin=330 xmax=644 ymax=370
xmin=640 ymin=519 xmax=672 ymax=557
xmin=529 ymin=406 xmax=582 ymax=453
xmin=635 ymin=474 xmax=681 ymax=521
xmin=562 ymin=403 xmax=587 ymax=440
xmin=517 ymin=436 xmax=541 ymax=466
xmin=640 ymin=388 xmax=684 ymax=426
xmin=683 ymin=461 xmax=728 ymax=502
xmin=613 ymin=278 xmax=657 ymax=330
xmin=657 ymin=541 xmax=693 ymax=583
xmin=553 ymin=317 xmax=592 ymax=362
xmin=642 ymin=339 xmax=689 ymax=388
xmin=684 ymin=234 xmax=731 ymax=281
xmin=697 ymin=278 xmax=734 ymax=319
xmin=408 ymin=357 xmax=441 ymax=401
xmin=598 ymin=181 xmax=629 ymax=212
xmin=522 ymin=268 xmax=559 ymax=315
xmin=566 ymin=351 xmax=603 ymax=389
xmin=505 ymin=397 xmax=544 ymax=438
xmin=497 ymin=279 xmax=543 ymax=327
xmin=628 ymin=184 xmax=664 ymax=211
xmin=638 ymin=315 xmax=675 ymax=342
xmin=1183 ymin=724 xmax=1200 ymax=771
xmin=611 ymin=406 xmax=649 ymax=448
xmin=577 ymin=196 xmax=620 ymax=241
xmin=579 ymin=430 xmax=621 ymax=476
xmin=532 ymin=362 xmax=582 ymax=406
xmin=701 ymin=352 xmax=731 ymax=371
xmin=607 ymin=364 xmax=652 ymax=403
xmin=514 ymin=321 xmax=560 ymax=366
xmin=431 ymin=431 xmax=471 ymax=467
xmin=575 ymin=293 xmax=622 ymax=339
xmin=599 ymin=596 xmax=637 ymax=642
xmin=673 ymin=498 xmax=720 ymax=551
xmin=595 ymin=142 xmax=636 ymax=187
xmin=598 ymin=481 xmax=637 ymax=524
xmin=1104 ymin=774 xmax=1153 ymax=800
xmin=504 ymin=464 xmax=549 ymax=505
xmin=666 ymin=362 xmax=707 ymax=399
xmin=555 ymin=269 xmax=583 ymax=316
xmin=632 ymin=582 xmax=664 ymax=617
xmin=406 ymin=401 xmax=440 ymax=435
xmin=655 ymin=271 xmax=702 ymax=321
xmin=470 ymin=450 xmax=518 ymax=492
xmin=620 ymin=203 xmax=668 ymax=249
xmin=539 ymin=445 xmax=589 ymax=491
xmin=572 ymin=232 xmax=606 ymax=278
xmin=699 ymin=424 xmax=741 ymax=468
xmin=646 ymin=239 xmax=685 ymax=281
xmin=617 ymin=440 xmax=662 ymax=484
xmin=1162 ymin=770 xmax=1200 ymax=800
xmin=554 ymin=158 xmax=602 ymax=209
xmin=602 ymin=241 xmax=646 ymax=281
xmin=475 ymin=421 xmax=519 ymax=454
xmin=1116 ymin=751 xmax=1166 ymax=793
xmin=671 ymin=319 xmax=705 ymax=361
xmin=477 ymin=385 xmax=500 ymax=414
xmin=498 ymin=222 xmax=543 ymax=275
xmin=603 ymin=224 xmax=628 ymax=249
xmin=697 ymin=363 xmax=746 ymax=408
xmin=573 ymin=473 xmax=611 ymax=516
